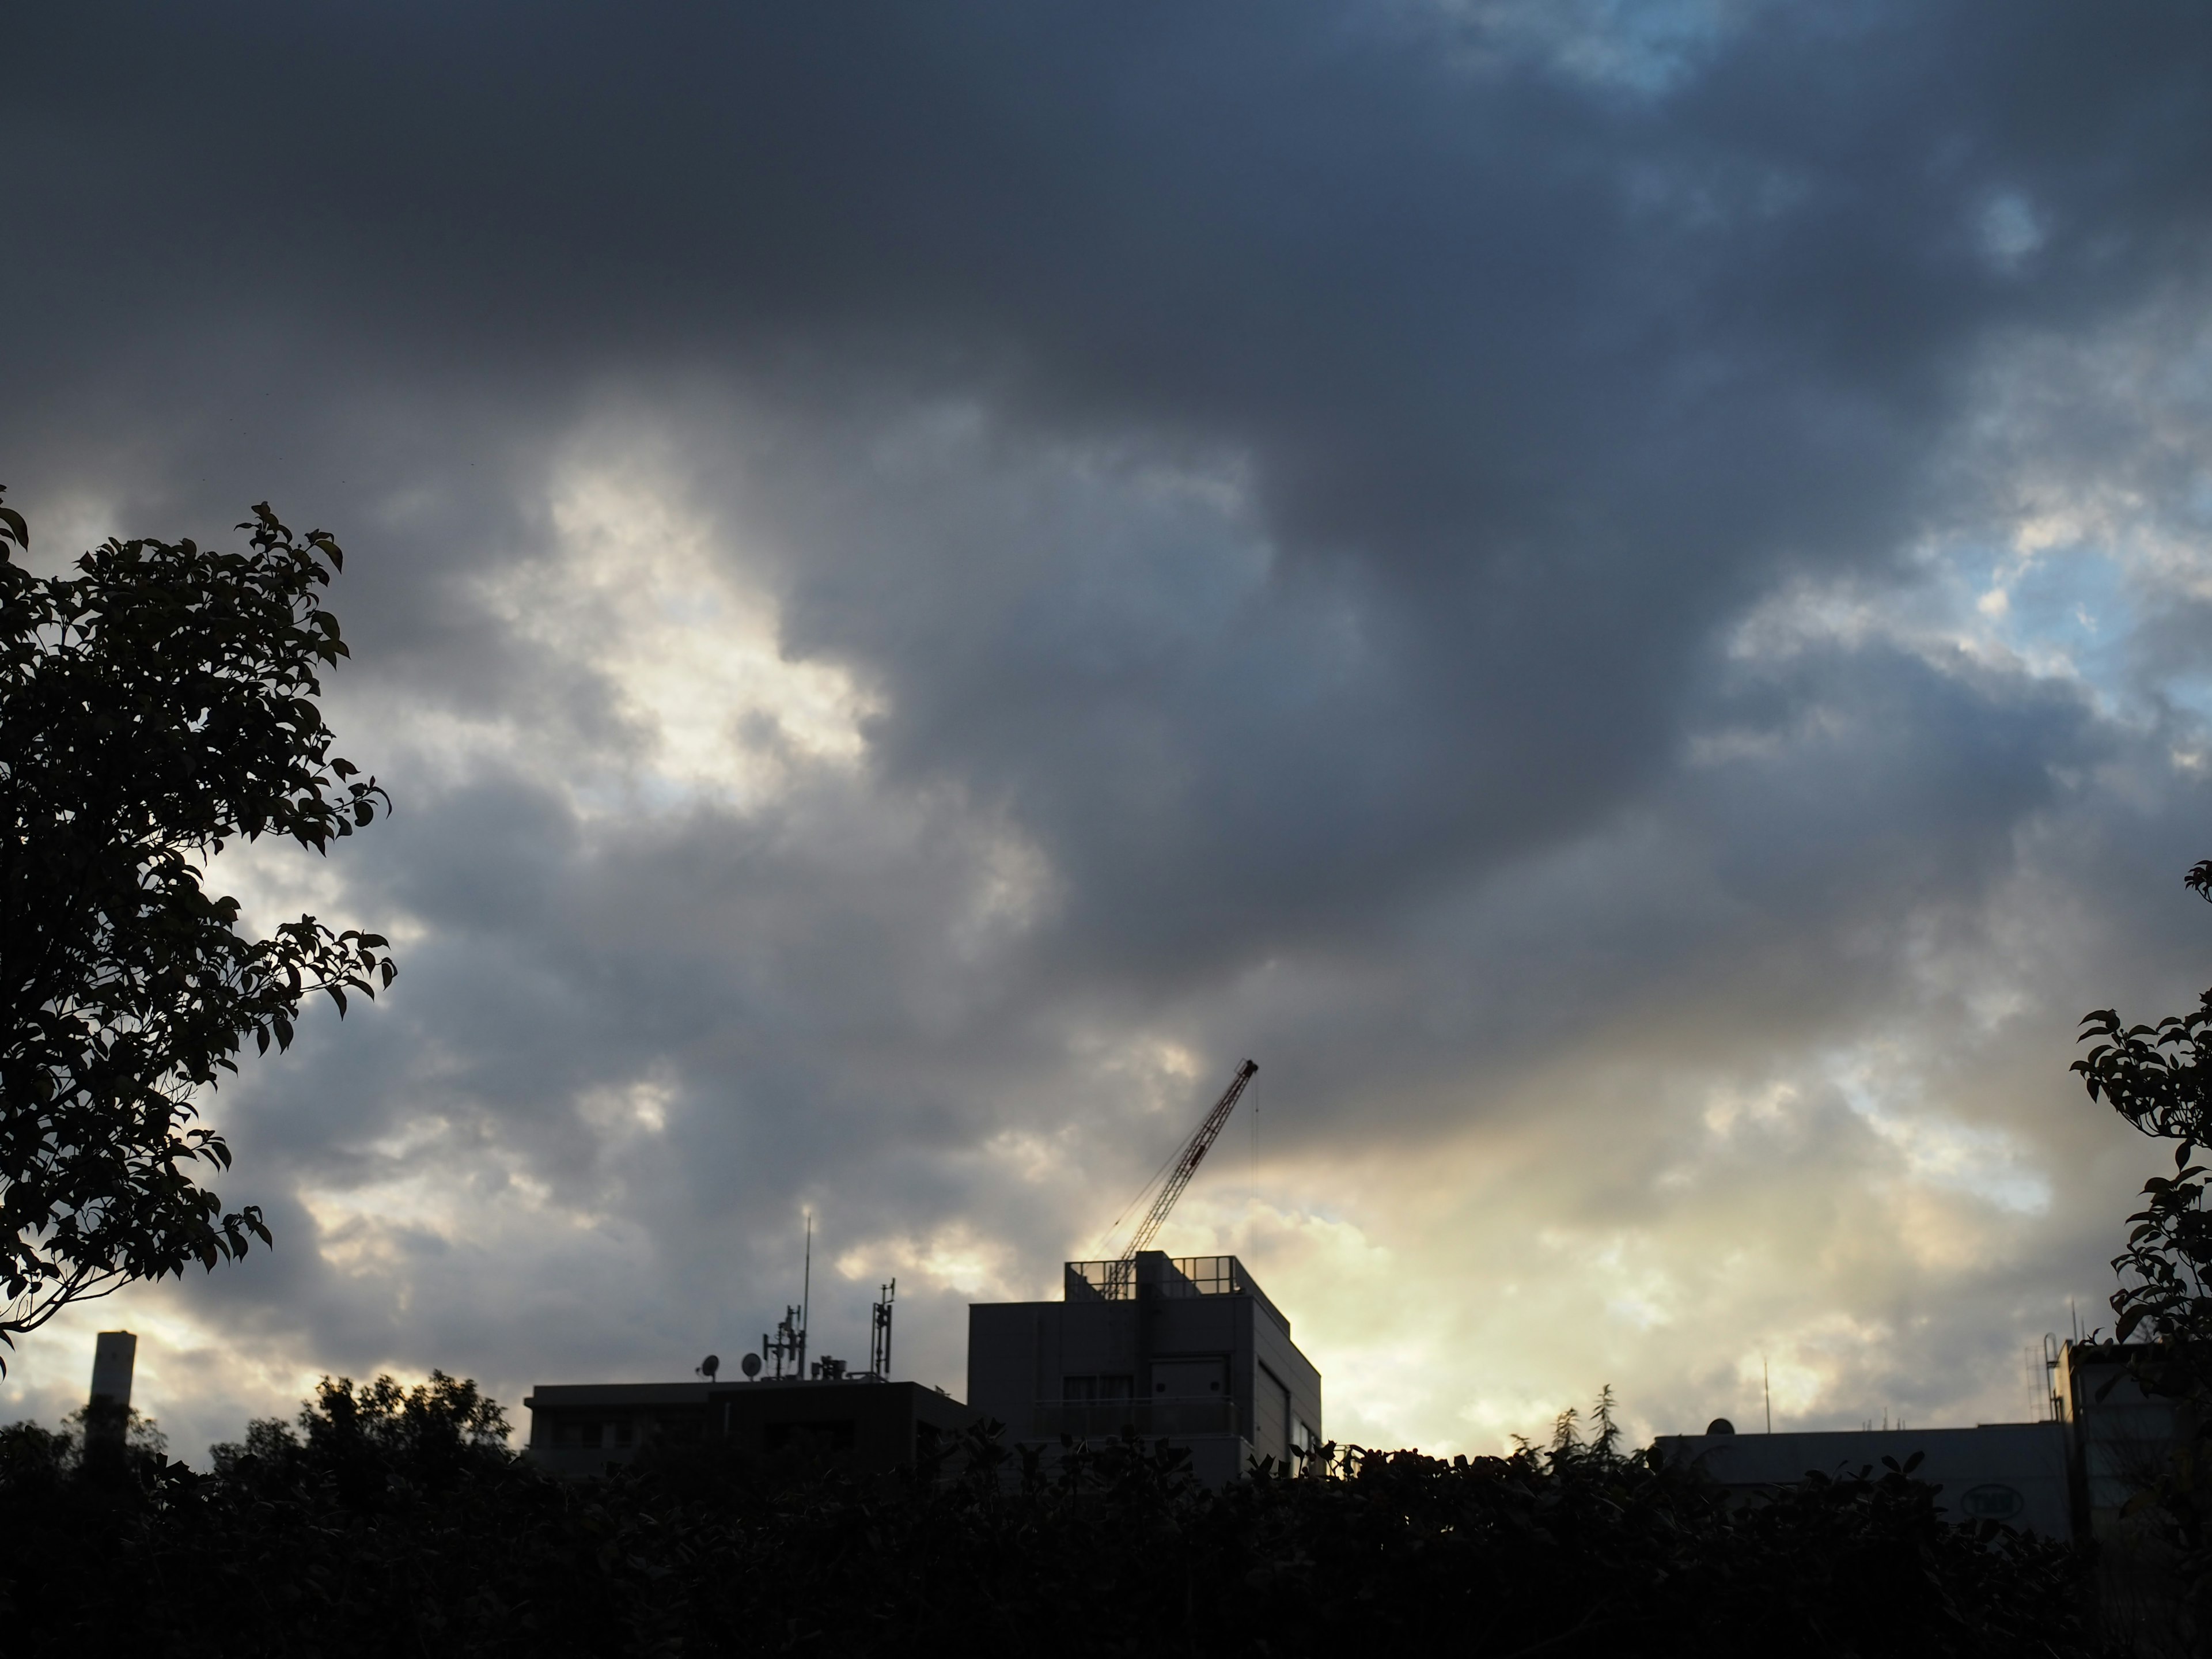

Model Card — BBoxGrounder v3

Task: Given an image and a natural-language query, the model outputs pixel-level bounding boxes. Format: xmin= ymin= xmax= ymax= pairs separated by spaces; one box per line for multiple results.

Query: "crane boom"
xmin=1119 ymin=1059 xmax=1259 ymax=1263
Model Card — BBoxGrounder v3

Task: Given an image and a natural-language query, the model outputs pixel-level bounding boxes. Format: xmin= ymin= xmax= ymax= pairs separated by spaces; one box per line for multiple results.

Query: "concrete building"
xmin=2052 ymin=1341 xmax=2190 ymax=1643
xmin=525 ymin=1380 xmax=714 ymax=1475
xmin=966 ymin=1251 xmax=1322 ymax=1487
xmin=524 ymin=1377 xmax=973 ymax=1479
xmin=1653 ymin=1347 xmax=2191 ymax=1641
xmin=1651 ymin=1421 xmax=2073 ymax=1538
xmin=1654 ymin=1340 xmax=2200 ymax=1552
xmin=2054 ymin=1340 xmax=2187 ymax=1543
xmin=524 ymin=1248 xmax=1321 ymax=1487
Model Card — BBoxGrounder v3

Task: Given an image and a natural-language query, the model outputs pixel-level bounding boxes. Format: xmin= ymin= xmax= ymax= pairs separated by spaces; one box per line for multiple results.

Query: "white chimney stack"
xmin=85 ymin=1330 xmax=138 ymax=1453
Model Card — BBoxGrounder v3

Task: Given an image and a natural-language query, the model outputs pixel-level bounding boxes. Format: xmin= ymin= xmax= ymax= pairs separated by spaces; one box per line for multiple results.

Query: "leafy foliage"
xmin=0 ymin=1378 xmax=2103 ymax=1657
xmin=0 ymin=488 xmax=394 ymax=1359
xmin=2074 ymin=859 xmax=2212 ymax=1625
xmin=0 ymin=1404 xmax=169 ymax=1487
xmin=2075 ymin=861 xmax=2212 ymax=1354
xmin=211 ymin=1370 xmax=511 ymax=1504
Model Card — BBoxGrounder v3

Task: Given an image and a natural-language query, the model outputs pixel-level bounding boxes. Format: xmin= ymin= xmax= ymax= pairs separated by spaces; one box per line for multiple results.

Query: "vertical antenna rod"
xmin=801 ymin=1212 xmax=812 ymax=1378
xmin=1763 ymin=1356 xmax=1772 ymax=1434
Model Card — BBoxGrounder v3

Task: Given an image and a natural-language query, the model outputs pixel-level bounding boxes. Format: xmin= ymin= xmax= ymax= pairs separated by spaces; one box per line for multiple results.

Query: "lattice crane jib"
xmin=1118 ymin=1059 xmax=1259 ymax=1264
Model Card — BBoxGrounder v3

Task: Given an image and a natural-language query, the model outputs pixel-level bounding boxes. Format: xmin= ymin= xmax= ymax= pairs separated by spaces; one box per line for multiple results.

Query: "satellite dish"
xmin=698 ymin=1354 xmax=721 ymax=1380
xmin=740 ymin=1352 xmax=762 ymax=1378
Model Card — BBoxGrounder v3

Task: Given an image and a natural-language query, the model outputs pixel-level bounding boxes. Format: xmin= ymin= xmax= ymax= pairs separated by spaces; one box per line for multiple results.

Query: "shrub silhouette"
xmin=0 ymin=1378 xmax=2105 ymax=1656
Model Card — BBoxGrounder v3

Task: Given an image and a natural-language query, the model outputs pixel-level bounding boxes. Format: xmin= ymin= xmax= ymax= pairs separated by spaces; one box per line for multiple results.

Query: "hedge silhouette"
xmin=0 ymin=1377 xmax=2104 ymax=1657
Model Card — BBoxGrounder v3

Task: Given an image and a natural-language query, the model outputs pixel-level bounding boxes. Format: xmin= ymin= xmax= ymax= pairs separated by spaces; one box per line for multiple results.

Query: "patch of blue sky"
xmin=2010 ymin=551 xmax=2212 ymax=747
xmin=1918 ymin=531 xmax=2137 ymax=713
xmin=2156 ymin=675 xmax=2212 ymax=735
xmin=1997 ymin=551 xmax=2129 ymax=681
xmin=1423 ymin=0 xmax=1759 ymax=97
xmin=1541 ymin=0 xmax=1747 ymax=93
xmin=1832 ymin=1063 xmax=2052 ymax=1215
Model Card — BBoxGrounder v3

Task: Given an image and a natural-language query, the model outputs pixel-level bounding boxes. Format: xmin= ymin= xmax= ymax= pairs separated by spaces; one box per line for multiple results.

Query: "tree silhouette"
xmin=0 ymin=489 xmax=393 ymax=1364
xmin=2074 ymin=858 xmax=2212 ymax=1622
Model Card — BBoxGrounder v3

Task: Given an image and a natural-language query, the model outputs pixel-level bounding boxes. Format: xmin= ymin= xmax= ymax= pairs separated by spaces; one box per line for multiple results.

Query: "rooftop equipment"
xmin=758 ymin=1214 xmax=813 ymax=1378
xmin=762 ymin=1305 xmax=806 ymax=1378
xmin=744 ymin=1225 xmax=900 ymax=1384
xmin=870 ymin=1279 xmax=896 ymax=1378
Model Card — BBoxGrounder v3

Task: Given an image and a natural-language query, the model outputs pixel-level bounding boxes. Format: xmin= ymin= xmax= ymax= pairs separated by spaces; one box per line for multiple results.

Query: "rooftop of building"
xmin=1060 ymin=1251 xmax=1291 ymax=1337
xmin=526 ymin=1375 xmax=959 ymax=1408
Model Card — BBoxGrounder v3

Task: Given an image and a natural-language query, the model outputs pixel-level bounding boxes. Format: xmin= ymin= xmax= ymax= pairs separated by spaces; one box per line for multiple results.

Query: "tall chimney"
xmin=84 ymin=1330 xmax=138 ymax=1458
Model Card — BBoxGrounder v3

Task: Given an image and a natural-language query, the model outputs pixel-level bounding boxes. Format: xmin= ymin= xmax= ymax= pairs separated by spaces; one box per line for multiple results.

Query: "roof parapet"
xmin=1063 ymin=1251 xmax=1290 ymax=1338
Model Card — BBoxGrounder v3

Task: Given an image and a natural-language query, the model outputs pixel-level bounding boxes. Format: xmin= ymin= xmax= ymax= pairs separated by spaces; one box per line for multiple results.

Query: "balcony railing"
xmin=1031 ymin=1397 xmax=1241 ymax=1440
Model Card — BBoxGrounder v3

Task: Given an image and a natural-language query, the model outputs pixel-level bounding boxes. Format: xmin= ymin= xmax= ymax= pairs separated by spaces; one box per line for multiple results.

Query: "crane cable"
xmin=1093 ymin=1132 xmax=1192 ymax=1258
xmin=1097 ymin=1059 xmax=1259 ymax=1262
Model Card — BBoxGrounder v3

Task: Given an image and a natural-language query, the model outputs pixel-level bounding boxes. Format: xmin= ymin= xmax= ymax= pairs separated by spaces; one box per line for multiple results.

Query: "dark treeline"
xmin=0 ymin=1378 xmax=2105 ymax=1658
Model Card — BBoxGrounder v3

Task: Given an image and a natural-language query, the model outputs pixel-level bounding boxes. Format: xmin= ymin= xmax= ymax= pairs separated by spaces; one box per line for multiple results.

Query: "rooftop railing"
xmin=1063 ymin=1253 xmax=1290 ymax=1336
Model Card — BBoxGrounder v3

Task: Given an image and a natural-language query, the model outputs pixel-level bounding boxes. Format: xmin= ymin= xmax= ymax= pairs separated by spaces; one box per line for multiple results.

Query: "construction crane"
xmin=1104 ymin=1059 xmax=1259 ymax=1273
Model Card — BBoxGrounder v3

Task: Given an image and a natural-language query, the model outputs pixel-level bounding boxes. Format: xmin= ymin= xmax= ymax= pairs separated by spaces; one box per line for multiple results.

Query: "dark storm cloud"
xmin=13 ymin=7 xmax=2209 ymax=897
xmin=5 ymin=2 xmax=2212 ymax=1454
xmin=15 ymin=3 xmax=2209 ymax=573
xmin=162 ymin=0 xmax=2162 ymax=975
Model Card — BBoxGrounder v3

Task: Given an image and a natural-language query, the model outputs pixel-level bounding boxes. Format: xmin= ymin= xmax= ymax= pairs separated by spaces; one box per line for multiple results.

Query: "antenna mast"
xmin=870 ymin=1279 xmax=896 ymax=1378
xmin=1114 ymin=1060 xmax=1259 ymax=1266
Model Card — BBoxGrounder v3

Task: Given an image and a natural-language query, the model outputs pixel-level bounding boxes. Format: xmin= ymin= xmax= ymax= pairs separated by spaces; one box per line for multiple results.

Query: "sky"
xmin=5 ymin=1 xmax=2212 ymax=1463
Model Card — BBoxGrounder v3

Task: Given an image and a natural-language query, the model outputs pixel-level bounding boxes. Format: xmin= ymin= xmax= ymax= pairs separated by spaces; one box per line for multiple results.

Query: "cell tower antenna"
xmin=870 ymin=1278 xmax=897 ymax=1378
xmin=762 ymin=1305 xmax=805 ymax=1378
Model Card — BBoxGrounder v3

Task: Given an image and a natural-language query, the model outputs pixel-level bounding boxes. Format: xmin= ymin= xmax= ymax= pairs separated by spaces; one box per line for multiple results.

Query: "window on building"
xmin=654 ymin=1410 xmax=703 ymax=1444
xmin=764 ymin=1419 xmax=857 ymax=1453
xmin=1065 ymin=1376 xmax=1135 ymax=1402
xmin=1153 ymin=1358 xmax=1227 ymax=1396
xmin=614 ymin=1418 xmax=634 ymax=1447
